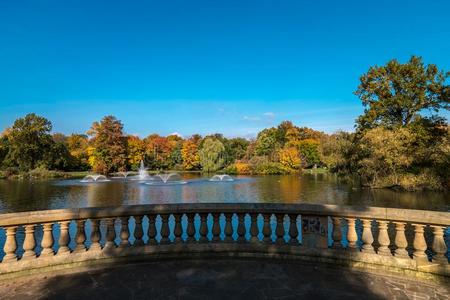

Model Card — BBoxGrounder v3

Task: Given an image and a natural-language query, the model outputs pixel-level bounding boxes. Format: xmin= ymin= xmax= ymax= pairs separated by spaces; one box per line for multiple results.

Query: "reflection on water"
xmin=0 ymin=173 xmax=448 ymax=213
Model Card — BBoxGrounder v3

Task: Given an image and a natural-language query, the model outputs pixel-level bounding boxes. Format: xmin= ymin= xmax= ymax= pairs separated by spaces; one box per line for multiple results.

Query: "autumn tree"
xmin=87 ymin=115 xmax=127 ymax=174
xmin=67 ymin=134 xmax=89 ymax=170
xmin=4 ymin=113 xmax=54 ymax=171
xmin=181 ymin=139 xmax=200 ymax=170
xmin=355 ymin=56 xmax=449 ymax=130
xmin=278 ymin=147 xmax=302 ymax=170
xmin=127 ymin=135 xmax=145 ymax=169
xmin=199 ymin=138 xmax=225 ymax=172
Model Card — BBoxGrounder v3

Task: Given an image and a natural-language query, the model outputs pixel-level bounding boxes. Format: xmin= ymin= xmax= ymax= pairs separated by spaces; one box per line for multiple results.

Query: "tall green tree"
xmin=199 ymin=138 xmax=226 ymax=172
xmin=87 ymin=115 xmax=128 ymax=174
xmin=355 ymin=56 xmax=449 ymax=130
xmin=4 ymin=113 xmax=54 ymax=171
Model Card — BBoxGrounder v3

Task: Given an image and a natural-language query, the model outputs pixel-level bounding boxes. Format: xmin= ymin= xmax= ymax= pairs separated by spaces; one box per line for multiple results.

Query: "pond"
xmin=0 ymin=173 xmax=449 ymax=213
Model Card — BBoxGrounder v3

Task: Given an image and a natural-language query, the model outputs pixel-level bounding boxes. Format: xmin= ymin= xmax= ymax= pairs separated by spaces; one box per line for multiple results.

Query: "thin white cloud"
xmin=263 ymin=112 xmax=276 ymax=118
xmin=169 ymin=132 xmax=184 ymax=138
xmin=243 ymin=116 xmax=261 ymax=121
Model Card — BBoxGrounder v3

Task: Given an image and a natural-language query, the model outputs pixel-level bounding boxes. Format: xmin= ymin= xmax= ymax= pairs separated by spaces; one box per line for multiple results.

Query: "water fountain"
xmin=129 ymin=161 xmax=153 ymax=181
xmin=80 ymin=174 xmax=110 ymax=182
xmin=209 ymin=174 xmax=234 ymax=182
xmin=112 ymin=171 xmax=133 ymax=179
xmin=145 ymin=173 xmax=187 ymax=185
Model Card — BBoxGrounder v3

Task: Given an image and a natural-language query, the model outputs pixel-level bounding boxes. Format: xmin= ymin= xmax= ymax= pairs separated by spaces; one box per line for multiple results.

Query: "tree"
xmin=278 ymin=147 xmax=302 ymax=170
xmin=255 ymin=127 xmax=279 ymax=157
xmin=144 ymin=134 xmax=172 ymax=169
xmin=181 ymin=139 xmax=200 ymax=170
xmin=87 ymin=115 xmax=127 ymax=174
xmin=67 ymin=134 xmax=89 ymax=170
xmin=226 ymin=138 xmax=249 ymax=161
xmin=297 ymin=139 xmax=321 ymax=167
xmin=357 ymin=127 xmax=415 ymax=186
xmin=355 ymin=56 xmax=449 ymax=129
xmin=199 ymin=138 xmax=225 ymax=172
xmin=5 ymin=113 xmax=54 ymax=171
xmin=127 ymin=135 xmax=145 ymax=170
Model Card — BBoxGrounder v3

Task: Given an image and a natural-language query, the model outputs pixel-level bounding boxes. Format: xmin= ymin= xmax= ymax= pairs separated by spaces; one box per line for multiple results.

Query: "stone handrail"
xmin=0 ymin=203 xmax=448 ymax=280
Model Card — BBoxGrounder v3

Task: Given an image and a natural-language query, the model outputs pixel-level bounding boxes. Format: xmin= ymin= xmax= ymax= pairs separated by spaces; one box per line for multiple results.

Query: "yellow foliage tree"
xmin=278 ymin=147 xmax=302 ymax=170
xmin=127 ymin=135 xmax=145 ymax=169
xmin=181 ymin=139 xmax=200 ymax=170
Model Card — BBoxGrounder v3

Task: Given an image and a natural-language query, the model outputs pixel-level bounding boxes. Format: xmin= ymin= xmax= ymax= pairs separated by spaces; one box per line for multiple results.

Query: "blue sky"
xmin=1 ymin=0 xmax=449 ymax=138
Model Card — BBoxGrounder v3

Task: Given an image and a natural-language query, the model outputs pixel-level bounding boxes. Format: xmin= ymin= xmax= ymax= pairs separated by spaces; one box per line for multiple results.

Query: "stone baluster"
xmin=394 ymin=222 xmax=409 ymax=258
xmin=346 ymin=218 xmax=358 ymax=250
xmin=332 ymin=217 xmax=342 ymax=249
xmin=289 ymin=214 xmax=299 ymax=245
xmin=361 ymin=219 xmax=374 ymax=253
xmin=377 ymin=220 xmax=391 ymax=255
xmin=431 ymin=226 xmax=448 ymax=264
xmin=58 ymin=221 xmax=71 ymax=254
xmin=134 ymin=216 xmax=144 ymax=246
xmin=160 ymin=214 xmax=170 ymax=244
xmin=262 ymin=213 xmax=272 ymax=243
xmin=199 ymin=213 xmax=208 ymax=243
xmin=120 ymin=217 xmax=130 ymax=247
xmin=3 ymin=226 xmax=18 ymax=262
xmin=237 ymin=213 xmax=246 ymax=243
xmin=22 ymin=224 xmax=36 ymax=259
xmin=41 ymin=223 xmax=55 ymax=256
xmin=147 ymin=215 xmax=157 ymax=245
xmin=211 ymin=213 xmax=221 ymax=242
xmin=104 ymin=218 xmax=116 ymax=249
xmin=224 ymin=213 xmax=233 ymax=243
xmin=250 ymin=213 xmax=259 ymax=243
xmin=173 ymin=214 xmax=183 ymax=243
xmin=186 ymin=214 xmax=196 ymax=243
xmin=275 ymin=214 xmax=285 ymax=244
xmin=412 ymin=224 xmax=427 ymax=260
xmin=90 ymin=219 xmax=102 ymax=251
xmin=73 ymin=220 xmax=86 ymax=253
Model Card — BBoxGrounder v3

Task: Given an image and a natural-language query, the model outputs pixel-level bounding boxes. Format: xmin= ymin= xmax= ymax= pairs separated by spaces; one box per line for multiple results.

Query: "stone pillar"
xmin=104 ymin=218 xmax=116 ymax=249
xmin=377 ymin=220 xmax=391 ymax=255
xmin=431 ymin=226 xmax=447 ymax=264
xmin=41 ymin=223 xmax=55 ymax=256
xmin=262 ymin=213 xmax=272 ymax=243
xmin=289 ymin=214 xmax=299 ymax=245
xmin=134 ymin=216 xmax=144 ymax=246
xmin=147 ymin=215 xmax=157 ymax=245
xmin=211 ymin=213 xmax=221 ymax=242
xmin=73 ymin=220 xmax=86 ymax=253
xmin=332 ymin=217 xmax=342 ymax=249
xmin=22 ymin=225 xmax=36 ymax=259
xmin=199 ymin=213 xmax=208 ymax=243
xmin=394 ymin=222 xmax=409 ymax=258
xmin=120 ymin=217 xmax=130 ymax=247
xmin=224 ymin=213 xmax=233 ymax=243
xmin=173 ymin=214 xmax=183 ymax=243
xmin=58 ymin=221 xmax=71 ymax=254
xmin=160 ymin=214 xmax=170 ymax=244
xmin=275 ymin=214 xmax=285 ymax=244
xmin=237 ymin=213 xmax=246 ymax=243
xmin=346 ymin=218 xmax=358 ymax=250
xmin=90 ymin=219 xmax=102 ymax=251
xmin=250 ymin=213 xmax=259 ymax=243
xmin=186 ymin=213 xmax=195 ymax=243
xmin=361 ymin=219 xmax=374 ymax=253
xmin=3 ymin=226 xmax=18 ymax=262
xmin=412 ymin=224 xmax=427 ymax=260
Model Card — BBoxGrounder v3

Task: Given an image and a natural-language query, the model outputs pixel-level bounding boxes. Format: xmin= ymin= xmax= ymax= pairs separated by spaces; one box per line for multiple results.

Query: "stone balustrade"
xmin=0 ymin=203 xmax=448 ymax=280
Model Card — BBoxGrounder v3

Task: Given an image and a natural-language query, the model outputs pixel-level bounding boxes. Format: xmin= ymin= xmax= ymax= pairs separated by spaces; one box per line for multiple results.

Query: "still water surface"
xmin=0 ymin=173 xmax=448 ymax=213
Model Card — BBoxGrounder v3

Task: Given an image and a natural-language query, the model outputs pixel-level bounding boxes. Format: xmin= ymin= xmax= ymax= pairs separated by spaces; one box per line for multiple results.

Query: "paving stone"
xmin=0 ymin=259 xmax=448 ymax=300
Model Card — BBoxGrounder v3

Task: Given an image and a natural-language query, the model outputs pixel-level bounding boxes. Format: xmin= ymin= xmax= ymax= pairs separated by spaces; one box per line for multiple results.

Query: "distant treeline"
xmin=1 ymin=56 xmax=449 ymax=190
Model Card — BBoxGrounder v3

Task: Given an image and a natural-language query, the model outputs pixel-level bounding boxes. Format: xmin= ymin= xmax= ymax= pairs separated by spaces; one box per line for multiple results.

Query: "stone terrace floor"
xmin=0 ymin=259 xmax=448 ymax=300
